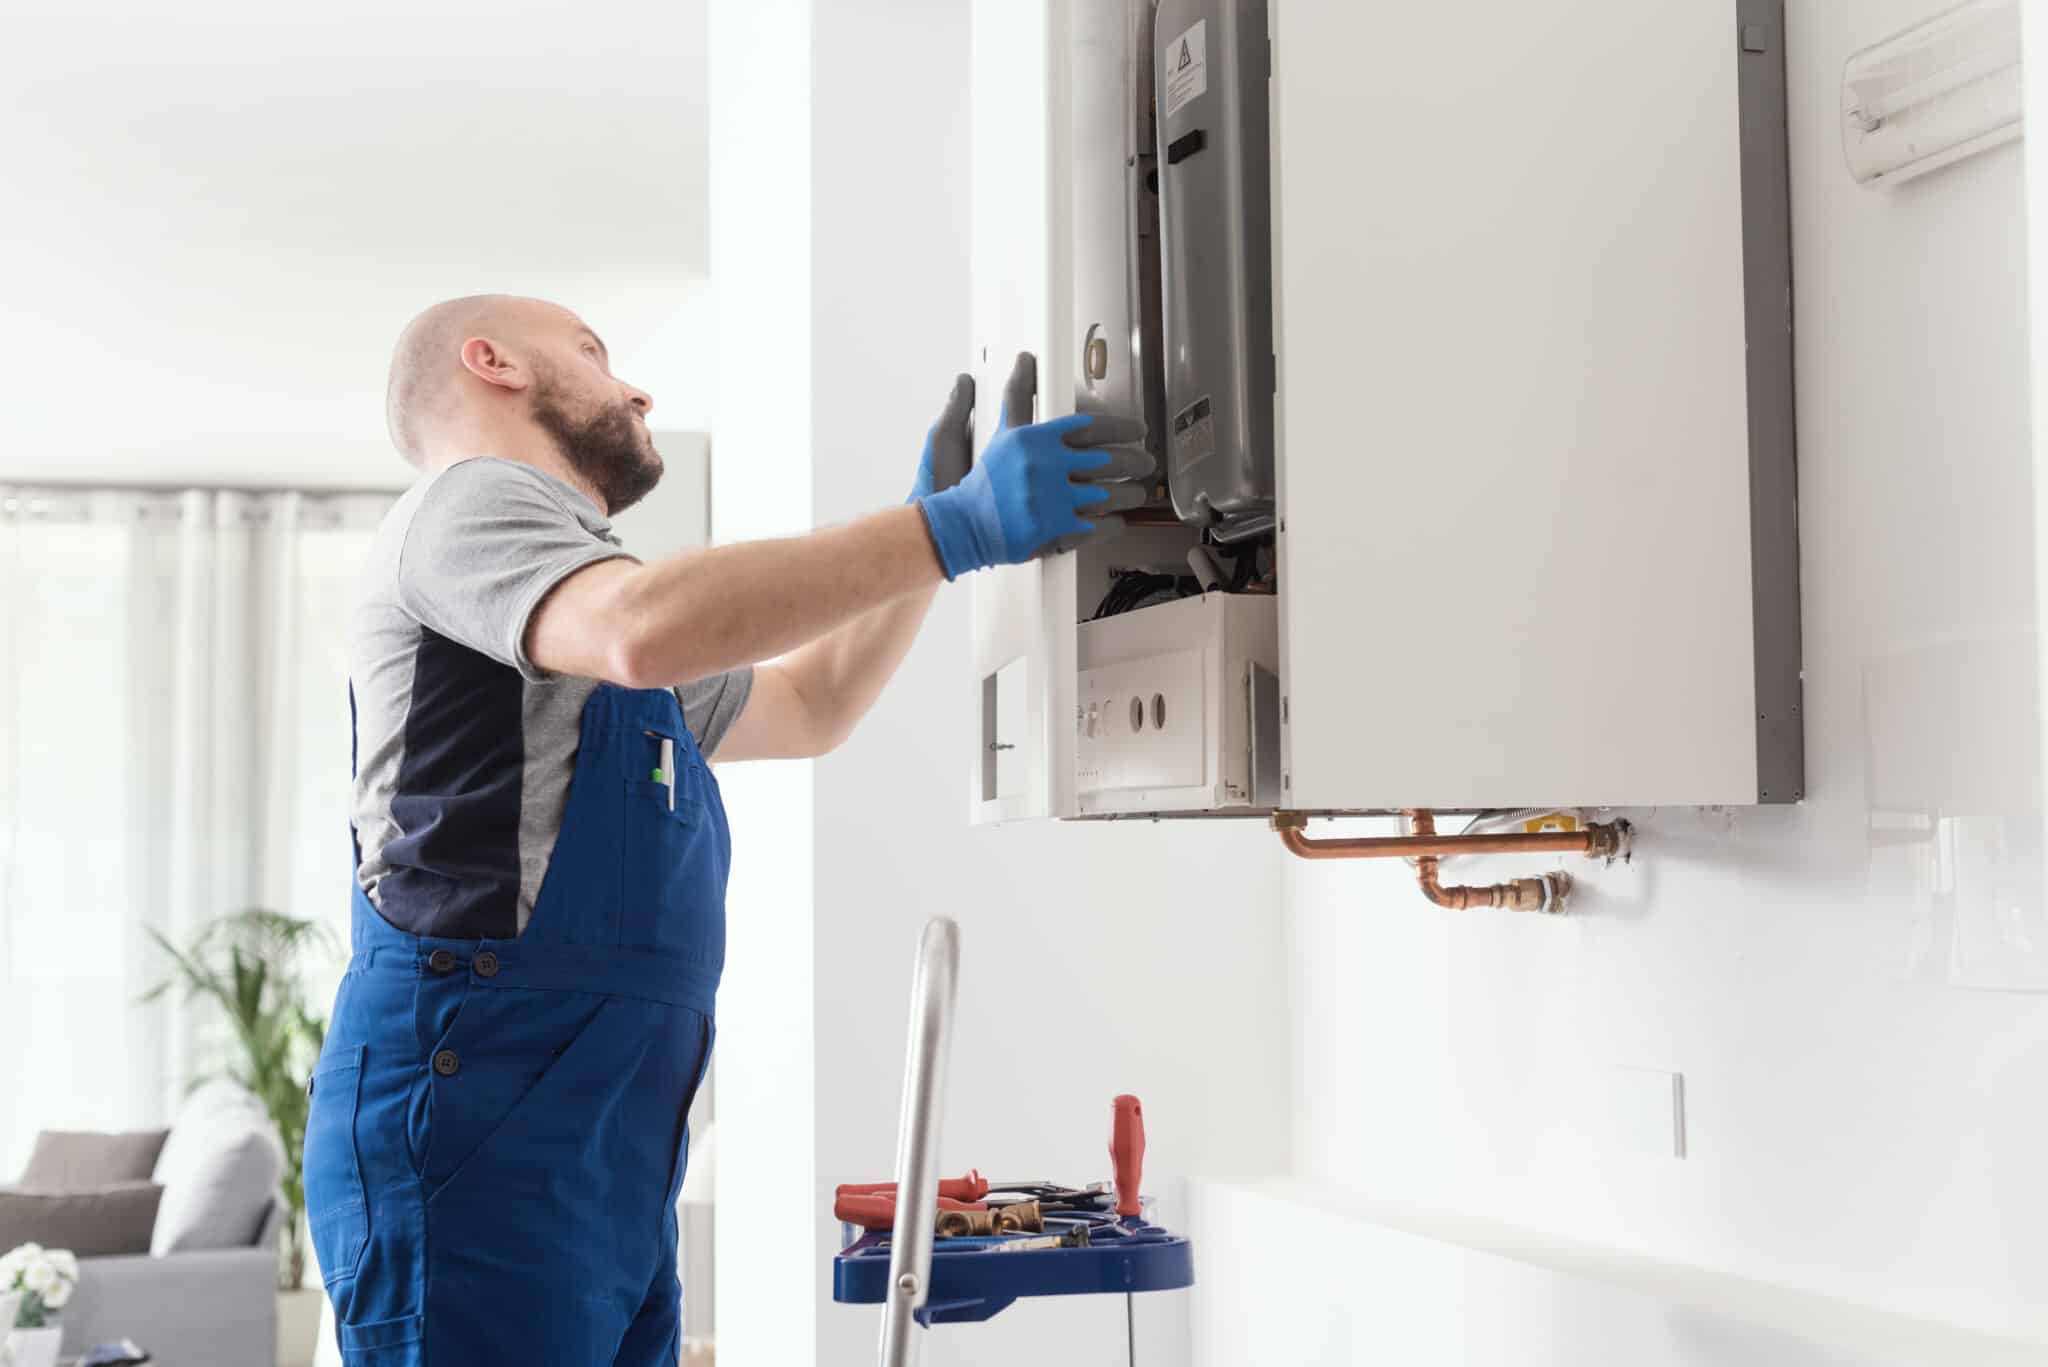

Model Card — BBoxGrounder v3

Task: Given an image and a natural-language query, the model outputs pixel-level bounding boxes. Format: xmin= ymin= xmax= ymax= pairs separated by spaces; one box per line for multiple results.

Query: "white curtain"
xmin=0 ymin=487 xmax=391 ymax=1175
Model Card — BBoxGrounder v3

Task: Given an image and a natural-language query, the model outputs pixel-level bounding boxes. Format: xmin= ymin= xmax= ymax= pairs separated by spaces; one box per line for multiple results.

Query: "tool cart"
xmin=832 ymin=919 xmax=1194 ymax=1364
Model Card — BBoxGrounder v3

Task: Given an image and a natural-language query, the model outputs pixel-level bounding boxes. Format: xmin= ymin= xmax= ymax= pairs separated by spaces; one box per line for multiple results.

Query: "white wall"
xmin=0 ymin=3 xmax=715 ymax=490
xmin=713 ymin=0 xmax=2047 ymax=1360
xmin=803 ymin=0 xmax=1295 ymax=1353
xmin=1188 ymin=1180 xmax=2047 ymax=1367
xmin=1282 ymin=0 xmax=2048 ymax=1347
xmin=705 ymin=3 xmax=817 ymax=1364
xmin=704 ymin=2 xmax=1291 ymax=1363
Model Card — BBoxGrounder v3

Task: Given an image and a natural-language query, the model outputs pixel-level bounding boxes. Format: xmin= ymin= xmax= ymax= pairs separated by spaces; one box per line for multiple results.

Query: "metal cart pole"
xmin=877 ymin=917 xmax=961 ymax=1367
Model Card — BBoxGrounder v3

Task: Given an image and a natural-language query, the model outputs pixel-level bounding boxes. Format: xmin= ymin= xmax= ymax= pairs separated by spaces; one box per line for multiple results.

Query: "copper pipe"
xmin=1410 ymin=811 xmax=1569 ymax=913
xmin=1416 ymin=857 xmax=1564 ymax=912
xmin=1272 ymin=809 xmax=1628 ymax=915
xmin=1269 ymin=810 xmax=1624 ymax=861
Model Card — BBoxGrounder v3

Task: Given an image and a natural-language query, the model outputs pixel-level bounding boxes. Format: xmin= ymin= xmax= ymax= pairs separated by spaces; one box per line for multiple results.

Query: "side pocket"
xmin=338 ymin=1313 xmax=424 ymax=1356
xmin=304 ymin=1045 xmax=369 ymax=1288
xmin=666 ymin=1014 xmax=718 ymax=1205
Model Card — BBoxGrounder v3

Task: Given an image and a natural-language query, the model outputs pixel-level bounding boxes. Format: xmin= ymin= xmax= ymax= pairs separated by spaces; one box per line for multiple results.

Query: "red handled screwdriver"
xmin=1110 ymin=1094 xmax=1146 ymax=1367
xmin=1110 ymin=1094 xmax=1145 ymax=1222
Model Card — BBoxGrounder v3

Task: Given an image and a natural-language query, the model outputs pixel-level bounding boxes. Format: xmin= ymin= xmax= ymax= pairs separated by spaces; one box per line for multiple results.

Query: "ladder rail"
xmin=877 ymin=917 xmax=961 ymax=1367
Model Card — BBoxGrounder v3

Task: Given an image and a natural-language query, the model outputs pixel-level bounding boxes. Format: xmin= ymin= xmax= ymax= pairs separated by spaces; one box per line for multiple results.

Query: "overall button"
xmin=427 ymin=949 xmax=456 ymax=974
xmin=472 ymin=951 xmax=500 ymax=979
xmin=433 ymin=1050 xmax=461 ymax=1077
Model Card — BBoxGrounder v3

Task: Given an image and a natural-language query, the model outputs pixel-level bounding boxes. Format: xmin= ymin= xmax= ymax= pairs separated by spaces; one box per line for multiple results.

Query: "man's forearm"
xmin=772 ymin=581 xmax=940 ymax=751
xmin=609 ymin=504 xmax=943 ymax=686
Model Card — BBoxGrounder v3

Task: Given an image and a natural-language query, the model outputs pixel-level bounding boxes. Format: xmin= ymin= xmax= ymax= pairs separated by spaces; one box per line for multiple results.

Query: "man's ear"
xmin=458 ymin=336 xmax=531 ymax=392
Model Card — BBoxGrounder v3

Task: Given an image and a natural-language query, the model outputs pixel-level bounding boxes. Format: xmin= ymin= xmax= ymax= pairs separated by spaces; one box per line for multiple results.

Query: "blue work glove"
xmin=909 ymin=373 xmax=975 ymax=503
xmin=916 ymin=354 xmax=1152 ymax=579
xmin=998 ymin=353 xmax=1154 ymax=556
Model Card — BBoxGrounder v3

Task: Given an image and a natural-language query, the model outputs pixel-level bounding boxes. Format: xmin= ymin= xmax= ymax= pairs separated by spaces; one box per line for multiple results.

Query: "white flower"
xmin=0 ymin=1242 xmax=40 ymax=1288
xmin=41 ymin=1277 xmax=72 ymax=1310
xmin=0 ymin=1258 xmax=27 ymax=1291
xmin=44 ymin=1250 xmax=76 ymax=1281
xmin=22 ymin=1260 xmax=57 ymax=1297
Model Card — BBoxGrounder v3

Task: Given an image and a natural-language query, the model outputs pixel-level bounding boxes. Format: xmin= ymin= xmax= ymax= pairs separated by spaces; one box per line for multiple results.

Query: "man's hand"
xmin=909 ymin=373 xmax=975 ymax=502
xmin=915 ymin=353 xmax=1152 ymax=580
xmin=993 ymin=352 xmax=1155 ymax=557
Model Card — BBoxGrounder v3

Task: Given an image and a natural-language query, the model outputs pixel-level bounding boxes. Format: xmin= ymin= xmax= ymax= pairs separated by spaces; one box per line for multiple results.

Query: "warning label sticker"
xmin=1171 ymin=394 xmax=1216 ymax=472
xmin=1162 ymin=19 xmax=1208 ymax=119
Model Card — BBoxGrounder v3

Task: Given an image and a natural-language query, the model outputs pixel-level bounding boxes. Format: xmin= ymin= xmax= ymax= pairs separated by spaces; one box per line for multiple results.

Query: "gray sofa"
xmin=7 ymin=1082 xmax=285 ymax=1367
xmin=59 ymin=1199 xmax=283 ymax=1366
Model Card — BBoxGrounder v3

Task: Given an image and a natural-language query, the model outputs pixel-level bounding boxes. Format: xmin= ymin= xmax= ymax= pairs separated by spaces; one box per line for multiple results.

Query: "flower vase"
xmin=5 ymin=1326 xmax=61 ymax=1367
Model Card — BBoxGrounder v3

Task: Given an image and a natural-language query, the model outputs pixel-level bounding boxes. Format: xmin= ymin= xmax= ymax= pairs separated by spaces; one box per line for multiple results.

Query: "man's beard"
xmin=530 ymin=368 xmax=662 ymax=514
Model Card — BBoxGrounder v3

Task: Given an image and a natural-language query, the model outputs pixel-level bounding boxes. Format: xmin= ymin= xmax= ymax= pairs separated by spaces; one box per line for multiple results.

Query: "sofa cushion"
xmin=18 ymin=1130 xmax=170 ymax=1191
xmin=150 ymin=1081 xmax=284 ymax=1254
xmin=0 ymin=1183 xmax=164 ymax=1257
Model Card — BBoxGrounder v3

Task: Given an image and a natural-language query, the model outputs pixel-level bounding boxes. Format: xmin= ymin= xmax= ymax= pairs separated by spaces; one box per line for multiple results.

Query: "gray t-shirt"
xmin=350 ymin=457 xmax=752 ymax=940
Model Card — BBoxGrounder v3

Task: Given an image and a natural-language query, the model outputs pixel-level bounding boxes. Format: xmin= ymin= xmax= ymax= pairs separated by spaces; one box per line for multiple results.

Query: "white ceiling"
xmin=0 ymin=1 xmax=712 ymax=488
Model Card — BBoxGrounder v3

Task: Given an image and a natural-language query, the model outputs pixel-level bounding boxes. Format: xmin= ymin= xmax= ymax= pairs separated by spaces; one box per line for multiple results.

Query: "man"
xmin=303 ymin=295 xmax=1148 ymax=1365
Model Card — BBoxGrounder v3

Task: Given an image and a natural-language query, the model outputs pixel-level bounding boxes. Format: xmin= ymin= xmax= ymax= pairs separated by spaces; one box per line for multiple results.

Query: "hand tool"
xmin=1110 ymin=1094 xmax=1146 ymax=1367
xmin=836 ymin=1175 xmax=1112 ymax=1221
xmin=1110 ymin=1095 xmax=1145 ymax=1221
xmin=835 ymin=1191 xmax=987 ymax=1232
xmin=993 ymin=1225 xmax=1092 ymax=1253
xmin=838 ymin=1172 xmax=992 ymax=1203
xmin=982 ymin=1182 xmax=1114 ymax=1213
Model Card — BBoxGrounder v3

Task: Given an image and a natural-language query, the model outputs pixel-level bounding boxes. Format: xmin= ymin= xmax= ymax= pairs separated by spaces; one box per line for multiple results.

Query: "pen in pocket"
xmin=645 ymin=732 xmax=677 ymax=811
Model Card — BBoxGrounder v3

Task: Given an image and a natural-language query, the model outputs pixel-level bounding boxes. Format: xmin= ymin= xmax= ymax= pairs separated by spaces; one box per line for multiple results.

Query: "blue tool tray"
xmin=832 ymin=1220 xmax=1194 ymax=1325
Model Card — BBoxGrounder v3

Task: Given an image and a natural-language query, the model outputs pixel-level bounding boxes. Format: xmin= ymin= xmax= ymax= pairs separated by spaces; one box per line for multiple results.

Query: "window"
xmin=0 ymin=488 xmax=391 ymax=1173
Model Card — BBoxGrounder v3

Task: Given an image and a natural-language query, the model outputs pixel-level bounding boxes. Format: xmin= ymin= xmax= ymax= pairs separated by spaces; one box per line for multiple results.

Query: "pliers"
xmin=833 ymin=1173 xmax=1114 ymax=1231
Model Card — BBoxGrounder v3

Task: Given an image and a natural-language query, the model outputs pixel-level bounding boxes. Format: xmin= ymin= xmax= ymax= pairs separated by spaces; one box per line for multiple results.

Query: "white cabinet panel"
xmin=1271 ymin=0 xmax=1787 ymax=810
xmin=1079 ymin=648 xmax=1209 ymax=794
xmin=1075 ymin=591 xmax=1278 ymax=816
xmin=967 ymin=0 xmax=1079 ymax=823
xmin=971 ymin=557 xmax=1079 ymax=821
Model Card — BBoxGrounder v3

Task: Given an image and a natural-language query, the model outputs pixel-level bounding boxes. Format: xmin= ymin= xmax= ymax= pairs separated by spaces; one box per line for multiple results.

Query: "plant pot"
xmin=276 ymin=1288 xmax=324 ymax=1367
xmin=6 ymin=1325 xmax=63 ymax=1367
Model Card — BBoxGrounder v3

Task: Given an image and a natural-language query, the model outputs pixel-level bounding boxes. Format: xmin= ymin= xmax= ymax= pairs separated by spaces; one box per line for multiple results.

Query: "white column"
xmin=707 ymin=2 xmax=819 ymax=1364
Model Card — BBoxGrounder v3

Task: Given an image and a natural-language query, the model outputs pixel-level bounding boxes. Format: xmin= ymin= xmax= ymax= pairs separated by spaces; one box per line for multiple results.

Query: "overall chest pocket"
xmin=622 ymin=764 xmax=727 ymax=968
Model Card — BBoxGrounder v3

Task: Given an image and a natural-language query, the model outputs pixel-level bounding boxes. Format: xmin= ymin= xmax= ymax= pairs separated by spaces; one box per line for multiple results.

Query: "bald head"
xmin=385 ymin=294 xmax=534 ymax=465
xmin=382 ymin=292 xmax=665 ymax=511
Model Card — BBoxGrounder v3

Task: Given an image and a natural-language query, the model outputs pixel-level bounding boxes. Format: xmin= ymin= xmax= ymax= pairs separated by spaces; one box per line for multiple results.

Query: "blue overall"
xmin=305 ymin=683 xmax=727 ymax=1364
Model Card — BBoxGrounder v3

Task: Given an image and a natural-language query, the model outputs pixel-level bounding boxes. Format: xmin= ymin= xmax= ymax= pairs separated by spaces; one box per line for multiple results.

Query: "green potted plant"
xmin=143 ymin=909 xmax=336 ymax=1367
